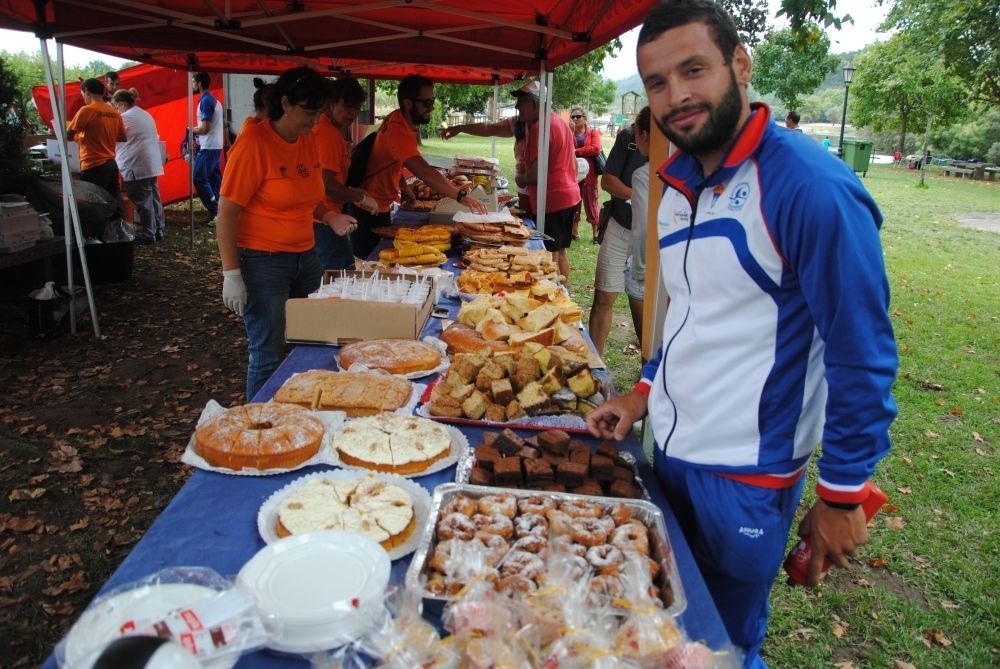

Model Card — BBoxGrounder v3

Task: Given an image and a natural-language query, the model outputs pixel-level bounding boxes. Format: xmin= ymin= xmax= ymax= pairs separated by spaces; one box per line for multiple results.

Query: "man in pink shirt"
xmin=514 ymin=81 xmax=582 ymax=280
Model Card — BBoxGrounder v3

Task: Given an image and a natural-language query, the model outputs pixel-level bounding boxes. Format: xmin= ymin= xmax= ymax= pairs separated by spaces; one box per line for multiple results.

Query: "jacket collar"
xmin=657 ymin=102 xmax=771 ymax=206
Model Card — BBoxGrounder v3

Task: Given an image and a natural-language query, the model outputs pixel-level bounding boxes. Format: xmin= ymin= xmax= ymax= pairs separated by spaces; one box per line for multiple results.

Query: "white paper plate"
xmin=257 ymin=470 xmax=433 ymax=560
xmin=62 ymin=583 xmax=237 ymax=669
xmin=328 ymin=421 xmax=468 ymax=478
xmin=237 ymin=531 xmax=390 ymax=653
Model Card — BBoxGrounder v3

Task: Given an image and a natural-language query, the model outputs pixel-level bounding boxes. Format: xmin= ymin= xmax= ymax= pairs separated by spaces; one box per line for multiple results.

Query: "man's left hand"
xmin=796 ymin=501 xmax=869 ymax=586
xmin=465 ymin=197 xmax=488 ymax=215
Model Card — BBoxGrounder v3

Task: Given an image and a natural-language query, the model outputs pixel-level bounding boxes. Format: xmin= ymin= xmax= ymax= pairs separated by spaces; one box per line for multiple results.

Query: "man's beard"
xmin=655 ymin=69 xmax=742 ymax=157
xmin=408 ymin=108 xmax=432 ymax=126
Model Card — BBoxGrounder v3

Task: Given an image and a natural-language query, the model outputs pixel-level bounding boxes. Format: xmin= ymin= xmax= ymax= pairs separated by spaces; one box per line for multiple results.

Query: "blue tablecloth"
xmin=44 ymin=233 xmax=731 ymax=667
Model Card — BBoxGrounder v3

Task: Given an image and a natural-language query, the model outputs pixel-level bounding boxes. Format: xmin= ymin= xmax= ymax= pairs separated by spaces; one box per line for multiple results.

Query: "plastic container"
xmin=842 ymin=139 xmax=873 ymax=176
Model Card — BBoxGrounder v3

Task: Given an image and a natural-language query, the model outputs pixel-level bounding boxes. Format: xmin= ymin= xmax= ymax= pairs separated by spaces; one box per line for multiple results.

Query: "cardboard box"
xmin=285 ymin=270 xmax=434 ymax=345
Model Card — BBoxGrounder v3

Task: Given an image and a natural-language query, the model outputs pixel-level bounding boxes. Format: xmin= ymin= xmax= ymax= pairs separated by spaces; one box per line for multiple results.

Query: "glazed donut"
xmin=429 ymin=539 xmax=454 ymax=573
xmin=545 ymin=510 xmax=575 ymax=536
xmin=473 ymin=531 xmax=510 ymax=567
xmin=478 ymin=493 xmax=517 ymax=518
xmin=609 ymin=503 xmax=632 ymax=526
xmin=437 ymin=512 xmax=477 ymax=541
xmin=593 ymin=514 xmax=617 ymax=537
xmin=472 ymin=512 xmax=514 ymax=539
xmin=559 ymin=499 xmax=603 ymax=519
xmin=518 ymin=494 xmax=556 ymax=516
xmin=514 ymin=512 xmax=549 ymax=538
xmin=511 ymin=534 xmax=547 ymax=554
xmin=548 ymin=534 xmax=587 ymax=558
xmin=610 ymin=521 xmax=649 ymax=555
xmin=442 ymin=495 xmax=478 ymax=517
xmin=586 ymin=544 xmax=625 ymax=575
xmin=500 ymin=549 xmax=545 ymax=584
xmin=195 ymin=402 xmax=324 ymax=470
xmin=497 ymin=574 xmax=537 ymax=594
xmin=590 ymin=573 xmax=624 ymax=600
xmin=570 ymin=517 xmax=610 ymax=547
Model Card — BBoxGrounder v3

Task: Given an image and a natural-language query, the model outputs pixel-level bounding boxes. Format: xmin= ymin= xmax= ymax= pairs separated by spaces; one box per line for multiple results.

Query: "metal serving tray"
xmin=404 ymin=483 xmax=686 ymax=617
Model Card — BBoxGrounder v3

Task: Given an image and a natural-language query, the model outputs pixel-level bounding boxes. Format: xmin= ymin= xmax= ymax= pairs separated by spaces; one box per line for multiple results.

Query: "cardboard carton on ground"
xmin=285 ymin=270 xmax=434 ymax=345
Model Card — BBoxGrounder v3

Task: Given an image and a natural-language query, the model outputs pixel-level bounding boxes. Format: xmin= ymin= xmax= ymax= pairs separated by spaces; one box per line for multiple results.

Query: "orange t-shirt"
xmin=362 ymin=109 xmax=421 ymax=212
xmin=312 ymin=114 xmax=350 ymax=214
xmin=220 ymin=120 xmax=325 ymax=253
xmin=67 ymin=101 xmax=126 ymax=170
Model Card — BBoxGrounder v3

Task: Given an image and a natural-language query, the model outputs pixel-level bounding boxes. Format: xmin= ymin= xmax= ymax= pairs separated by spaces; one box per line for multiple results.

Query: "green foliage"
xmin=720 ymin=0 xmax=772 ymax=47
xmin=751 ymin=24 xmax=839 ymax=109
xmin=884 ymin=0 xmax=1000 ymax=106
xmin=850 ymin=34 xmax=966 ymax=152
xmin=0 ymin=55 xmax=35 ymax=191
xmin=776 ymin=0 xmax=855 ymax=35
xmin=930 ymin=107 xmax=1000 ymax=162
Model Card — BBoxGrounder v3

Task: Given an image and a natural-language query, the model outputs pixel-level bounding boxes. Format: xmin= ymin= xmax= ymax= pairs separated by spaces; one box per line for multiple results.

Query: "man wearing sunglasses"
xmin=351 ymin=74 xmax=487 ymax=259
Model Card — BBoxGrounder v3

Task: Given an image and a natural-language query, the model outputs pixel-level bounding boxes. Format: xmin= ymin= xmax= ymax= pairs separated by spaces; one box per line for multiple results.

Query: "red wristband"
xmin=632 ymin=382 xmax=651 ymax=397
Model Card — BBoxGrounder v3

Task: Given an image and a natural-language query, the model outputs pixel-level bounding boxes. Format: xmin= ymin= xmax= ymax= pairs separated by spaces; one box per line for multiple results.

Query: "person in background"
xmin=103 ymin=71 xmax=120 ymax=102
xmin=512 ymin=81 xmax=580 ymax=281
xmin=587 ymin=2 xmax=897 ymax=666
xmin=822 ymin=136 xmax=832 ymax=150
xmin=112 ymin=88 xmax=165 ymax=244
xmin=352 ymin=74 xmax=486 ymax=260
xmin=215 ymin=66 xmax=357 ymax=400
xmin=191 ymin=71 xmax=224 ymax=226
xmin=784 ymin=110 xmax=802 ymax=131
xmin=588 ymin=107 xmax=649 ymax=357
xmin=569 ymin=106 xmax=603 ymax=242
xmin=313 ymin=77 xmax=378 ymax=269
xmin=67 ymin=78 xmax=126 ymax=219
xmin=625 ymin=106 xmax=653 ymax=345
xmin=236 ymin=77 xmax=273 ymax=139
xmin=439 ymin=115 xmax=532 ymax=217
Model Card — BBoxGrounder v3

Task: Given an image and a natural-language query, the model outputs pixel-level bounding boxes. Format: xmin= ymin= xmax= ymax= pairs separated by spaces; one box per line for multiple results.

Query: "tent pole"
xmin=55 ymin=42 xmax=75 ymax=333
xmin=188 ymin=70 xmax=195 ymax=247
xmin=534 ymin=65 xmax=551 ymax=236
xmin=40 ymin=38 xmax=102 ymax=338
xmin=490 ymin=76 xmax=498 ymax=160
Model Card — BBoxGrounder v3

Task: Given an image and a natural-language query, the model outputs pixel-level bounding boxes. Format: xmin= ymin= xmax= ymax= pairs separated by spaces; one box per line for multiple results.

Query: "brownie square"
xmin=596 ymin=440 xmax=620 ymax=461
xmin=568 ymin=445 xmax=591 ymax=465
xmin=590 ymin=454 xmax=615 ymax=482
xmin=540 ymin=482 xmax=567 ymax=493
xmin=538 ymin=429 xmax=570 ymax=456
xmin=493 ymin=456 xmax=523 ymax=486
xmin=609 ymin=479 xmax=641 ymax=498
xmin=520 ymin=446 xmax=542 ymax=460
xmin=481 ymin=431 xmax=500 ymax=447
xmin=570 ymin=481 xmax=604 ymax=497
xmin=568 ymin=439 xmax=589 ymax=453
xmin=494 ymin=428 xmax=526 ymax=457
xmin=524 ymin=458 xmax=554 ymax=484
xmin=523 ymin=435 xmax=540 ymax=449
xmin=555 ymin=460 xmax=587 ymax=487
xmin=543 ymin=452 xmax=566 ymax=467
xmin=475 ymin=445 xmax=502 ymax=471
xmin=613 ymin=465 xmax=635 ymax=482
xmin=469 ymin=466 xmax=494 ymax=486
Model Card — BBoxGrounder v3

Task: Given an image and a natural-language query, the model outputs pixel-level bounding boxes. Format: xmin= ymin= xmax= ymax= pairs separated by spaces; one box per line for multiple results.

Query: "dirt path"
xmin=954 ymin=213 xmax=1000 ymax=233
xmin=0 ymin=211 xmax=245 ymax=666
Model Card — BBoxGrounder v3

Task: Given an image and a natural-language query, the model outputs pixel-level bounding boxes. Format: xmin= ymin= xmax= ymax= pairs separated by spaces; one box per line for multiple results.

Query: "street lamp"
xmin=837 ymin=65 xmax=857 ymax=159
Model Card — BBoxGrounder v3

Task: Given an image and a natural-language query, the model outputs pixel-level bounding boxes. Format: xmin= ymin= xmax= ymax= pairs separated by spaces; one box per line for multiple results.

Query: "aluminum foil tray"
xmin=404 ymin=483 xmax=686 ymax=617
xmin=454 ymin=446 xmax=652 ymax=501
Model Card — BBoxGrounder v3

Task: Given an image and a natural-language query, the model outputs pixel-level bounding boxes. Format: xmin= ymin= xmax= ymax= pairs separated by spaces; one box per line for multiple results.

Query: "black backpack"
xmin=345 ymin=130 xmax=379 ymax=188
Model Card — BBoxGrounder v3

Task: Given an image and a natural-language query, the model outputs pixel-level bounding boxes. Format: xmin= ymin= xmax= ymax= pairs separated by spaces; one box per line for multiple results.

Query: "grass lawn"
xmin=425 ymin=135 xmax=1000 ymax=667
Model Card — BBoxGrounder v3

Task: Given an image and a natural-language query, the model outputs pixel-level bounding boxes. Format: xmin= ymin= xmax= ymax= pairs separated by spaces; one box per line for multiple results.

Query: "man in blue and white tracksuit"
xmin=587 ymin=2 xmax=898 ymax=667
xmin=192 ymin=71 xmax=224 ymax=223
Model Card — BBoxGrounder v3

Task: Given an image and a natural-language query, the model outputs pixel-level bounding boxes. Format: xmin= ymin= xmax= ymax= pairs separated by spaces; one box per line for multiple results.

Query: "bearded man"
xmin=587 ymin=2 xmax=898 ymax=666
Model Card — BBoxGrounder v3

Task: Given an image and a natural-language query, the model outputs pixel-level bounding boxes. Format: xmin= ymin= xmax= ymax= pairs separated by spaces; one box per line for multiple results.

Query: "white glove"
xmin=358 ymin=192 xmax=378 ymax=214
xmin=222 ymin=269 xmax=247 ymax=316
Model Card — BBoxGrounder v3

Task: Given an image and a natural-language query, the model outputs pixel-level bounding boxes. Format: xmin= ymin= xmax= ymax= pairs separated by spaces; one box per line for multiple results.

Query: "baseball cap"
xmin=511 ymin=81 xmax=540 ymax=98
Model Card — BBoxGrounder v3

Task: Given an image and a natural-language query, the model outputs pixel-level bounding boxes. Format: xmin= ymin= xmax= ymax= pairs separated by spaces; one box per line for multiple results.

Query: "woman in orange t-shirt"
xmin=216 ymin=66 xmax=356 ymax=400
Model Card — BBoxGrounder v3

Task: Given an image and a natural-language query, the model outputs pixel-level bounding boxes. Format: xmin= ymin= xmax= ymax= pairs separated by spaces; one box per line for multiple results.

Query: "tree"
xmin=721 ymin=0 xmax=772 ymax=47
xmin=883 ymin=0 xmax=1000 ymax=107
xmin=850 ymin=34 xmax=966 ymax=152
xmin=751 ymin=24 xmax=838 ymax=110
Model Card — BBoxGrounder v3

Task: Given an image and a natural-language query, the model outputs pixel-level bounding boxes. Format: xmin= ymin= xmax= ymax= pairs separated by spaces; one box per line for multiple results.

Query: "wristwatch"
xmin=455 ymin=189 xmax=468 ymax=203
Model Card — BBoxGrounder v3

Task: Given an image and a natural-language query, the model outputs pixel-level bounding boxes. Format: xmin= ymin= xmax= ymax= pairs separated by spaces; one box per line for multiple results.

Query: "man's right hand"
xmin=464 ymin=197 xmax=488 ymax=215
xmin=222 ymin=269 xmax=247 ymax=316
xmin=586 ymin=391 xmax=648 ymax=441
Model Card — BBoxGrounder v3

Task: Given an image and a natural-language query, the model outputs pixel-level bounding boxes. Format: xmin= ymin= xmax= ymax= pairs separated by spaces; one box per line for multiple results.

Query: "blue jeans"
xmin=239 ymin=247 xmax=323 ymax=400
xmin=313 ymin=223 xmax=355 ymax=269
xmin=193 ymin=149 xmax=222 ymax=217
xmin=655 ymin=453 xmax=805 ymax=668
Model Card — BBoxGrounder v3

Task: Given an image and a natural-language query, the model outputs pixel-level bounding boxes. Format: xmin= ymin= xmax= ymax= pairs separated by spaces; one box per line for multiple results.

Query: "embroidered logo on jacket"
xmin=738 ymin=526 xmax=764 ymax=539
xmin=728 ymin=182 xmax=751 ymax=211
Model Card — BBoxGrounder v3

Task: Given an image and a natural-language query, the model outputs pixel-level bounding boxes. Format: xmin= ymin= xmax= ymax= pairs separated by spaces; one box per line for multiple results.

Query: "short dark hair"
xmin=106 ymin=71 xmax=120 ymax=82
xmin=194 ymin=72 xmax=211 ymax=90
xmin=638 ymin=0 xmax=741 ymax=64
xmin=330 ymin=77 xmax=365 ymax=107
xmin=636 ymin=106 xmax=651 ymax=134
xmin=786 ymin=110 xmax=801 ymax=124
xmin=251 ymin=77 xmax=273 ymax=112
xmin=397 ymin=74 xmax=433 ymax=107
xmin=266 ymin=66 xmax=331 ymax=121
xmin=81 ymin=78 xmax=104 ymax=95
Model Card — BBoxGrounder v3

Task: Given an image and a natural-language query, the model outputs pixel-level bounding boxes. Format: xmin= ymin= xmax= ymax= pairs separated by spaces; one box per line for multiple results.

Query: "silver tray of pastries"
xmin=404 ymin=483 xmax=686 ymax=617
xmin=454 ymin=428 xmax=652 ymax=501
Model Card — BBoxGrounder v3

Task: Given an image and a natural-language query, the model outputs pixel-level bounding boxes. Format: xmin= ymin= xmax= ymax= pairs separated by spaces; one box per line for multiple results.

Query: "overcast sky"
xmin=1 ymin=0 xmax=890 ymax=75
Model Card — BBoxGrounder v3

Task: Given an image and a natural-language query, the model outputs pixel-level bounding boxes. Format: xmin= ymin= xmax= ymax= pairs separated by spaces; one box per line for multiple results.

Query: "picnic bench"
xmin=942 ymin=165 xmax=976 ymax=178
